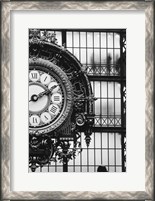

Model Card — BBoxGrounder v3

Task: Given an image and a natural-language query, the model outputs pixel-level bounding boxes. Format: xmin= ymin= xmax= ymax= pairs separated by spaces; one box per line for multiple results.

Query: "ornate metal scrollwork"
xmin=29 ymin=29 xmax=95 ymax=171
xmin=29 ymin=133 xmax=55 ymax=172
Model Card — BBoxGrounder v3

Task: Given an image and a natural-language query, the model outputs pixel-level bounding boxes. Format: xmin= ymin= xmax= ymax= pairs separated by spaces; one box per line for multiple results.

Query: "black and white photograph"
xmin=29 ymin=28 xmax=126 ymax=173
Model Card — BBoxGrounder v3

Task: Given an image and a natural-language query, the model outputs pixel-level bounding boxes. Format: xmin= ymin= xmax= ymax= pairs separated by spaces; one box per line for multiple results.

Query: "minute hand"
xmin=37 ymin=85 xmax=58 ymax=99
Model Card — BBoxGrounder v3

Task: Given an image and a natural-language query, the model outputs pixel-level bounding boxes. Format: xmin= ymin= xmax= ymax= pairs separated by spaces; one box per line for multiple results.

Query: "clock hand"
xmin=29 ymin=85 xmax=58 ymax=102
xmin=37 ymin=84 xmax=58 ymax=99
xmin=37 ymin=89 xmax=50 ymax=98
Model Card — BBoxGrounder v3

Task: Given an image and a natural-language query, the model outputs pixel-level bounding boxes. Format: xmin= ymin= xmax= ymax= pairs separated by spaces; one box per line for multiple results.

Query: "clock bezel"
xmin=29 ymin=58 xmax=73 ymax=135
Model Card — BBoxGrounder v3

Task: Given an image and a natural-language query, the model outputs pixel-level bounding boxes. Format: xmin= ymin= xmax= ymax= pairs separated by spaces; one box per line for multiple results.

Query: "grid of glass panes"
xmin=92 ymin=81 xmax=121 ymax=127
xmin=36 ymin=132 xmax=122 ymax=173
xmin=41 ymin=30 xmax=121 ymax=76
xmin=67 ymin=31 xmax=120 ymax=76
xmin=32 ymin=29 xmax=126 ymax=172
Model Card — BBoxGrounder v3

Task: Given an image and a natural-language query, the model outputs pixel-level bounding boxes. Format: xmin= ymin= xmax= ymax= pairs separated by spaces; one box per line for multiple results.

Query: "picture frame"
xmin=1 ymin=0 xmax=154 ymax=200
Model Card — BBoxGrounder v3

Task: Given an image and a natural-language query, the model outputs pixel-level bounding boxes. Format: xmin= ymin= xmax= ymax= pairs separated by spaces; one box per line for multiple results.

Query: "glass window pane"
xmin=108 ymin=82 xmax=114 ymax=98
xmin=114 ymin=33 xmax=120 ymax=48
xmin=116 ymin=167 xmax=122 ymax=172
xmin=75 ymin=167 xmax=80 ymax=172
xmin=95 ymin=99 xmax=101 ymax=115
xmin=109 ymin=166 xmax=115 ymax=172
xmin=95 ymin=133 xmax=101 ymax=148
xmin=89 ymin=166 xmax=95 ymax=172
xmin=82 ymin=149 xmax=88 ymax=165
xmin=80 ymin=32 xmax=86 ymax=47
xmin=87 ymin=32 xmax=93 ymax=47
xmin=107 ymin=49 xmax=114 ymax=63
xmin=89 ymin=150 xmax=94 ymax=165
xmin=114 ymin=49 xmax=120 ymax=63
xmin=95 ymin=150 xmax=101 ymax=166
xmin=116 ymin=150 xmax=122 ymax=165
xmin=80 ymin=49 xmax=86 ymax=63
xmin=82 ymin=167 xmax=87 ymax=172
xmin=73 ymin=32 xmax=79 ymax=47
xmin=115 ymin=99 xmax=121 ymax=115
xmin=108 ymin=99 xmax=114 ymax=115
xmin=94 ymin=49 xmax=100 ymax=64
xmin=101 ymin=82 xmax=107 ymax=97
xmin=67 ymin=32 xmax=72 ymax=47
xmin=108 ymin=32 xmax=113 ymax=48
xmin=49 ymin=166 xmax=55 ymax=172
xmin=68 ymin=167 xmax=74 ymax=172
xmin=102 ymin=133 xmax=108 ymax=148
xmin=115 ymin=82 xmax=121 ymax=98
xmin=101 ymin=49 xmax=107 ymax=63
xmin=94 ymin=81 xmax=100 ymax=97
xmin=109 ymin=150 xmax=115 ymax=165
xmin=101 ymin=32 xmax=106 ymax=48
xmin=116 ymin=133 xmax=121 ymax=148
xmin=109 ymin=133 xmax=114 ymax=148
xmin=42 ymin=166 xmax=49 ymax=172
xmin=101 ymin=99 xmax=107 ymax=115
xmin=94 ymin=32 xmax=100 ymax=47
xmin=102 ymin=150 xmax=108 ymax=165
xmin=57 ymin=166 xmax=63 ymax=172
xmin=87 ymin=48 xmax=93 ymax=64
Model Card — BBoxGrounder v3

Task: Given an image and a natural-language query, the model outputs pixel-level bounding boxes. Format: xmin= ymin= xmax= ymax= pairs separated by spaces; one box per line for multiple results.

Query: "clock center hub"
xmin=29 ymin=83 xmax=49 ymax=113
xmin=31 ymin=94 xmax=38 ymax=102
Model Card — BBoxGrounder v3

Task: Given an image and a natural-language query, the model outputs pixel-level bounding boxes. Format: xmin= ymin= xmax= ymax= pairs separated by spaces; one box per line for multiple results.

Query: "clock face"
xmin=29 ymin=59 xmax=73 ymax=135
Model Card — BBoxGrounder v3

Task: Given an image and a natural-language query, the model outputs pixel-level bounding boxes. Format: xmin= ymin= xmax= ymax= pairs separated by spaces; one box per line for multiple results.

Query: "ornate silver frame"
xmin=1 ymin=1 xmax=154 ymax=200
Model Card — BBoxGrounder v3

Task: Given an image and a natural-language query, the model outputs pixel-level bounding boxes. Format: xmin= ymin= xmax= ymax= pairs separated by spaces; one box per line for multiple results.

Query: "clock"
xmin=29 ymin=58 xmax=73 ymax=135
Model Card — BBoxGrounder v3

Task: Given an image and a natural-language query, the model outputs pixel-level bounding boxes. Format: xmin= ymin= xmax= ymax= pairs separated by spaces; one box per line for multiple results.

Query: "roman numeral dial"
xmin=29 ymin=68 xmax=64 ymax=129
xmin=40 ymin=73 xmax=51 ymax=85
xmin=29 ymin=58 xmax=73 ymax=135
xmin=40 ymin=112 xmax=51 ymax=124
xmin=48 ymin=104 xmax=60 ymax=116
xmin=29 ymin=70 xmax=40 ymax=82
xmin=51 ymin=93 xmax=62 ymax=104
xmin=30 ymin=115 xmax=40 ymax=126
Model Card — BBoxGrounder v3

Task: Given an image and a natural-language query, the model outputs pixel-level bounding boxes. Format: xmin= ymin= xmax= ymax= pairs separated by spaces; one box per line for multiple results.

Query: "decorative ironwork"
xmin=54 ymin=138 xmax=82 ymax=163
xmin=29 ymin=132 xmax=55 ymax=172
xmin=29 ymin=29 xmax=58 ymax=44
xmin=95 ymin=115 xmax=121 ymax=127
xmin=85 ymin=64 xmax=121 ymax=76
xmin=122 ymin=84 xmax=126 ymax=128
xmin=29 ymin=29 xmax=95 ymax=171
